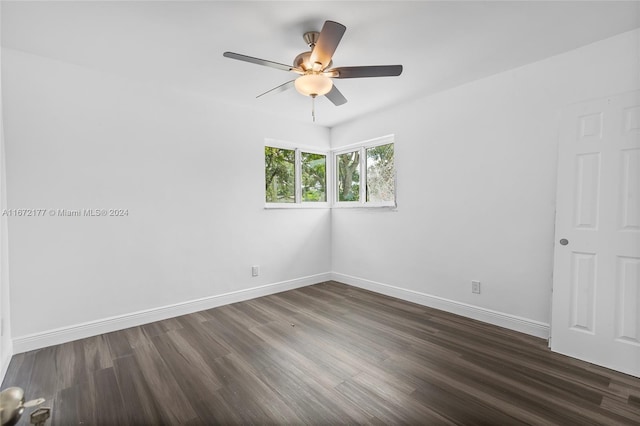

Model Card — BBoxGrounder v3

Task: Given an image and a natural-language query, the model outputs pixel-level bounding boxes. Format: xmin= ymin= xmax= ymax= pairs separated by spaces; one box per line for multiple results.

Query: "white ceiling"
xmin=2 ymin=1 xmax=639 ymax=127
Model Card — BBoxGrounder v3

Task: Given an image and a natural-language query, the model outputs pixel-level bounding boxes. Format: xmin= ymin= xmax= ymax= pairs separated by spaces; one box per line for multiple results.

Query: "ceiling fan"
xmin=223 ymin=20 xmax=403 ymax=120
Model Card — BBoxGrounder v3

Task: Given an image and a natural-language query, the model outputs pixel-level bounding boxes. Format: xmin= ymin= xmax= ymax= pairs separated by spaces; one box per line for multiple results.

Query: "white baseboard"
xmin=331 ymin=272 xmax=550 ymax=339
xmin=12 ymin=271 xmax=549 ymax=354
xmin=13 ymin=273 xmax=331 ymax=354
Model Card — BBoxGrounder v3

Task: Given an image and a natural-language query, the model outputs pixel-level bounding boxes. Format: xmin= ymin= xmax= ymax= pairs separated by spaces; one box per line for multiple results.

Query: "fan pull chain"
xmin=311 ymin=96 xmax=316 ymax=122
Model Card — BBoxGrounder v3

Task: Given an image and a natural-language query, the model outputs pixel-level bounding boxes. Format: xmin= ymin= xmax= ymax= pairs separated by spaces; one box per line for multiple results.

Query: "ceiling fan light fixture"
xmin=224 ymin=19 xmax=403 ymax=115
xmin=294 ymin=74 xmax=333 ymax=97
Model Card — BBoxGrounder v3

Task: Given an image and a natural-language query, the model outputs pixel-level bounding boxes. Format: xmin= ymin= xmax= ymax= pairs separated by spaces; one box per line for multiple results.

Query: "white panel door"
xmin=551 ymin=91 xmax=640 ymax=378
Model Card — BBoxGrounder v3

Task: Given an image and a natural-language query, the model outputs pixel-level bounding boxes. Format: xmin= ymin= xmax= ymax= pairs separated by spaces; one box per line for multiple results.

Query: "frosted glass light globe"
xmin=294 ymin=74 xmax=333 ymax=97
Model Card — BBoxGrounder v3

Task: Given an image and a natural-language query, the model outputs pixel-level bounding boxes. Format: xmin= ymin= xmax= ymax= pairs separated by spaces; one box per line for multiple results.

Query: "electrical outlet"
xmin=471 ymin=280 xmax=481 ymax=294
xmin=252 ymin=265 xmax=260 ymax=277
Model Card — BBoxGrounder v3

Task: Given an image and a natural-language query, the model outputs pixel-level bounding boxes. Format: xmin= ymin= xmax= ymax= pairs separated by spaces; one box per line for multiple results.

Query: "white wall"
xmin=331 ymin=29 xmax=640 ymax=335
xmin=0 ymin=8 xmax=14 ymax=378
xmin=2 ymin=48 xmax=331 ymax=345
xmin=0 ymin=108 xmax=12 ymax=378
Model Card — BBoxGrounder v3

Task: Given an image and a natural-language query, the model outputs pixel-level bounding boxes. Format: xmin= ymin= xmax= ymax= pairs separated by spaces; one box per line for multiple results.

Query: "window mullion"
xmin=334 ymin=152 xmax=339 ymax=204
xmin=359 ymin=146 xmax=366 ymax=204
xmin=295 ymin=148 xmax=302 ymax=203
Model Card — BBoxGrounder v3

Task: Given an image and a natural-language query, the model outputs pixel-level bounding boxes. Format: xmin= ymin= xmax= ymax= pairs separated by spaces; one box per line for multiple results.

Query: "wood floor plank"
xmin=131 ymin=342 xmax=197 ymax=424
xmin=601 ymin=395 xmax=640 ymax=423
xmin=247 ymin=323 xmax=347 ymax=389
xmin=381 ymin=352 xmax=551 ymax=425
xmin=112 ymin=354 xmax=169 ymax=426
xmin=253 ymin=319 xmax=360 ymax=383
xmin=141 ymin=321 xmax=167 ymax=340
xmin=3 ymin=281 xmax=640 ymax=424
xmin=282 ymin=313 xmax=386 ymax=375
xmin=123 ymin=326 xmax=153 ymax=349
xmin=2 ymin=352 xmax=35 ymax=393
xmin=93 ymin=367 xmax=126 ymax=426
xmin=334 ymin=379 xmax=422 ymax=424
xmin=150 ymin=330 xmax=223 ymax=395
xmin=201 ymin=312 xmax=274 ymax=371
xmin=258 ymin=362 xmax=369 ymax=424
xmin=82 ymin=334 xmax=113 ymax=373
xmin=104 ymin=330 xmax=133 ymax=359
xmin=221 ymin=302 xmax=272 ymax=328
xmin=54 ymin=383 xmax=81 ymax=426
xmin=244 ymin=297 xmax=299 ymax=322
xmin=410 ymin=380 xmax=531 ymax=425
xmin=54 ymin=340 xmax=87 ymax=389
xmin=156 ymin=316 xmax=184 ymax=333
xmin=28 ymin=347 xmax=58 ymax=400
xmin=53 ymin=378 xmax=95 ymax=426
xmin=349 ymin=371 xmax=456 ymax=425
xmin=188 ymin=392 xmax=244 ymax=425
xmin=210 ymin=353 xmax=304 ymax=424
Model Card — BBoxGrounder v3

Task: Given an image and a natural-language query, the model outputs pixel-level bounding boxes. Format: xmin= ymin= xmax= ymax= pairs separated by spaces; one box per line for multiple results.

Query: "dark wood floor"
xmin=2 ymin=281 xmax=640 ymax=425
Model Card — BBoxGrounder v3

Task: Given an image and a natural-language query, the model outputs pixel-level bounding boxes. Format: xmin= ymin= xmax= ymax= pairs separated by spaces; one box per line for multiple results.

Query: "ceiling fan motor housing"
xmin=303 ymin=31 xmax=319 ymax=48
xmin=293 ymin=51 xmax=312 ymax=70
xmin=294 ymin=51 xmax=332 ymax=72
xmin=295 ymin=31 xmax=333 ymax=71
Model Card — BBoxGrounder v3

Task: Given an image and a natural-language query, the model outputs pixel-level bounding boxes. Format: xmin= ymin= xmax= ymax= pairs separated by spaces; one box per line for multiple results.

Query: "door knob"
xmin=559 ymin=238 xmax=569 ymax=246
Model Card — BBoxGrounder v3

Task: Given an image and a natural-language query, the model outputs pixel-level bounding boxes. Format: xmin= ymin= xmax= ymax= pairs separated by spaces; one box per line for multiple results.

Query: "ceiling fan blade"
xmin=223 ymin=52 xmax=295 ymax=72
xmin=325 ymin=84 xmax=347 ymax=106
xmin=310 ymin=21 xmax=346 ymax=69
xmin=257 ymin=80 xmax=295 ymax=98
xmin=329 ymin=65 xmax=403 ymax=78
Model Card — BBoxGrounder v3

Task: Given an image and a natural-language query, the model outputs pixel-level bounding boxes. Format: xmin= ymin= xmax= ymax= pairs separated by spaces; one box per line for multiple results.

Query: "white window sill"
xmin=264 ymin=203 xmax=331 ymax=209
xmin=332 ymin=202 xmax=397 ymax=210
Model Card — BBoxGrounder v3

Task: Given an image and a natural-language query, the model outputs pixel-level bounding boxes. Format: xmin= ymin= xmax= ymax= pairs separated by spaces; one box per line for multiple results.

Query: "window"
xmin=366 ymin=143 xmax=395 ymax=203
xmin=337 ymin=151 xmax=360 ymax=202
xmin=334 ymin=136 xmax=395 ymax=207
xmin=265 ymin=144 xmax=328 ymax=206
xmin=265 ymin=146 xmax=295 ymax=203
xmin=301 ymin=152 xmax=327 ymax=202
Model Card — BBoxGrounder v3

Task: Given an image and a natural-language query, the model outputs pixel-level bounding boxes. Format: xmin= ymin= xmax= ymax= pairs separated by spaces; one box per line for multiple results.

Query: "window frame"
xmin=333 ymin=135 xmax=396 ymax=209
xmin=264 ymin=139 xmax=330 ymax=209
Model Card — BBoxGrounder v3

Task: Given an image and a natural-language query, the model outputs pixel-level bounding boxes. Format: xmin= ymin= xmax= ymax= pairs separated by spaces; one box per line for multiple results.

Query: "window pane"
xmin=337 ymin=150 xmax=360 ymax=202
xmin=265 ymin=146 xmax=295 ymax=203
xmin=366 ymin=143 xmax=395 ymax=202
xmin=301 ymin=152 xmax=326 ymax=202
